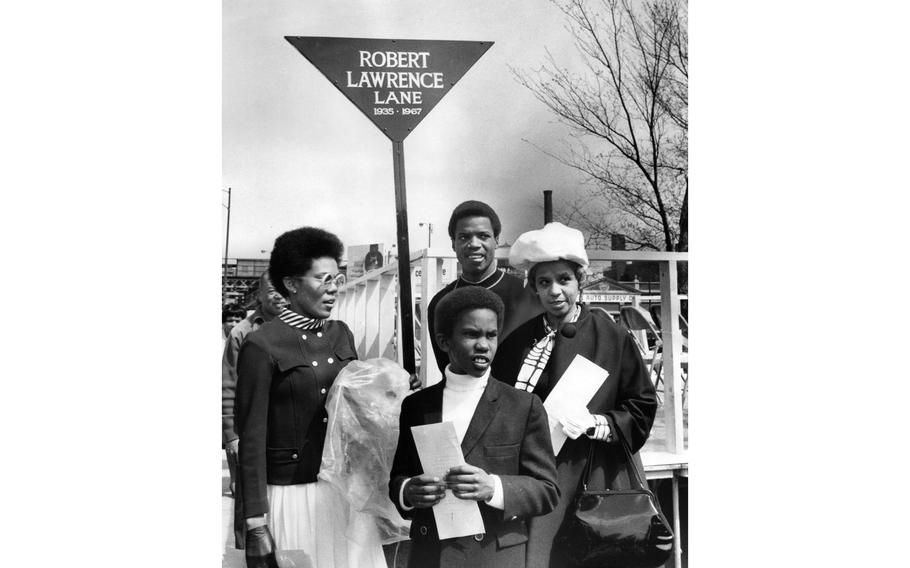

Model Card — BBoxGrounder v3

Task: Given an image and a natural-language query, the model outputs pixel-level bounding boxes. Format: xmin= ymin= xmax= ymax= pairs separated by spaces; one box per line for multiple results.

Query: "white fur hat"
xmin=509 ymin=222 xmax=589 ymax=272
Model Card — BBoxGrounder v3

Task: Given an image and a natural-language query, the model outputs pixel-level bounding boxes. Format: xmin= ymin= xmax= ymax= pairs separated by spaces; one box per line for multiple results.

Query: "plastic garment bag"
xmin=319 ymin=358 xmax=412 ymax=544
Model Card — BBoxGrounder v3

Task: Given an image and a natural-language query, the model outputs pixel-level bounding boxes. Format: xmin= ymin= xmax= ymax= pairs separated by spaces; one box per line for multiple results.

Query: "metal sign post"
xmin=286 ymin=36 xmax=492 ymax=373
xmin=390 ymin=140 xmax=415 ymax=371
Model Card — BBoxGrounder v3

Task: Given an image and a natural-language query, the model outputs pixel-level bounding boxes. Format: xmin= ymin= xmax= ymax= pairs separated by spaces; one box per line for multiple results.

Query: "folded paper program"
xmin=543 ymin=354 xmax=609 ymax=454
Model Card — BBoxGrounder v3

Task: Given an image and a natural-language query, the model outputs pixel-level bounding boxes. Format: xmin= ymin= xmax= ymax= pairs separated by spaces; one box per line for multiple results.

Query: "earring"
xmin=288 ymin=288 xmax=297 ymax=294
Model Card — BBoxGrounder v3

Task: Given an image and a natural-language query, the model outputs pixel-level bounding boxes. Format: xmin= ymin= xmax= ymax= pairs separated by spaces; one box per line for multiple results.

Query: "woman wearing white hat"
xmin=491 ymin=222 xmax=658 ymax=568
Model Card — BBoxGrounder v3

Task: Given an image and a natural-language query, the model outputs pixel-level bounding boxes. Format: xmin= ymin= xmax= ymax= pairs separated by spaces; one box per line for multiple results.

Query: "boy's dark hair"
xmin=447 ymin=200 xmax=502 ymax=239
xmin=269 ymin=227 xmax=344 ymax=297
xmin=434 ymin=286 xmax=504 ymax=339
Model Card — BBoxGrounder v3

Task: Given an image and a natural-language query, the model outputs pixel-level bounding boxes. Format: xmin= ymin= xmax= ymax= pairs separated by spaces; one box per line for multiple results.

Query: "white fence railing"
xmin=334 ymin=247 xmax=688 ymax=455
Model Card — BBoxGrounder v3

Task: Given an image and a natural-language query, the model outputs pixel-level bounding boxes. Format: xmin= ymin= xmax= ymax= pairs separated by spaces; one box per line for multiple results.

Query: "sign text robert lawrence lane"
xmin=286 ymin=37 xmax=492 ymax=142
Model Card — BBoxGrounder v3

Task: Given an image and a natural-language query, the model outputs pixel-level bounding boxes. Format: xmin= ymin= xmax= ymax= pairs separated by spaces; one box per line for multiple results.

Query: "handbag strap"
xmin=580 ymin=421 xmax=647 ymax=492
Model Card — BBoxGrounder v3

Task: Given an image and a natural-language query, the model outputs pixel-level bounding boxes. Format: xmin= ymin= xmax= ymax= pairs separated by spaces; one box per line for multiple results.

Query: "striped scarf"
xmin=278 ymin=308 xmax=326 ymax=331
xmin=514 ymin=304 xmax=581 ymax=393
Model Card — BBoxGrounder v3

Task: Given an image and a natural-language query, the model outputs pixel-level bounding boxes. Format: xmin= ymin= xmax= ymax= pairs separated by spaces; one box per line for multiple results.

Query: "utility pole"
xmin=223 ymin=187 xmax=232 ymax=301
xmin=419 ymin=222 xmax=433 ymax=248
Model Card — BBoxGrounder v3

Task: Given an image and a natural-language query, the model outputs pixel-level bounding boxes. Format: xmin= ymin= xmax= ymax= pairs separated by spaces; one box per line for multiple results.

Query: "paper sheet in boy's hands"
xmin=544 ymin=354 xmax=609 ymax=454
xmin=411 ymin=422 xmax=485 ymax=539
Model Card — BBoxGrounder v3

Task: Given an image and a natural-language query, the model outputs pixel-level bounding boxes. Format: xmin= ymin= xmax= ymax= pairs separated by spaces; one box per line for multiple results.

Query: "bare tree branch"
xmin=514 ymin=0 xmax=688 ymax=253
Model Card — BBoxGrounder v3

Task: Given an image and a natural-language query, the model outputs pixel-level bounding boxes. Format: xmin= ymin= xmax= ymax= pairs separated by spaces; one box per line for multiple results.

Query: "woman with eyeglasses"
xmin=235 ymin=226 xmax=387 ymax=568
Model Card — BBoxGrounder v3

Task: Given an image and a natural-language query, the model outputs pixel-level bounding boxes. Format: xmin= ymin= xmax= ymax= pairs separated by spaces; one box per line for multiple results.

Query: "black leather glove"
xmin=244 ymin=525 xmax=278 ymax=568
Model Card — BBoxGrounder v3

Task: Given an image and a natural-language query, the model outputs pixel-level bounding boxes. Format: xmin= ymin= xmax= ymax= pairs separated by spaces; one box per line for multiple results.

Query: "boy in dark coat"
xmin=389 ymin=287 xmax=559 ymax=568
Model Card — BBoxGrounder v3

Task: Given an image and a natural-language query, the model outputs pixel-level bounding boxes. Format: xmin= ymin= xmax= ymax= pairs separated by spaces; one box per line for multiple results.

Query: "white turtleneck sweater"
xmin=442 ymin=366 xmax=489 ymax=442
xmin=399 ymin=366 xmax=504 ymax=511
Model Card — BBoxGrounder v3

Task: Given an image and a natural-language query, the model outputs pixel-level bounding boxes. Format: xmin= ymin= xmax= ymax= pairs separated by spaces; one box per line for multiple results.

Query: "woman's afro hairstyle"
xmin=433 ymin=286 xmax=505 ymax=339
xmin=268 ymin=227 xmax=344 ymax=297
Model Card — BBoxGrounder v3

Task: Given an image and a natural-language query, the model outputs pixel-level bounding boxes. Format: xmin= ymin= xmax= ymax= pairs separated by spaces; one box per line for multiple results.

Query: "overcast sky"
xmin=223 ymin=0 xmax=595 ymax=259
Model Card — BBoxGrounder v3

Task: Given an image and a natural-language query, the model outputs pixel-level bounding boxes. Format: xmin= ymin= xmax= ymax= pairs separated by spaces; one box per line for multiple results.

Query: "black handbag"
xmin=554 ymin=427 xmax=674 ymax=568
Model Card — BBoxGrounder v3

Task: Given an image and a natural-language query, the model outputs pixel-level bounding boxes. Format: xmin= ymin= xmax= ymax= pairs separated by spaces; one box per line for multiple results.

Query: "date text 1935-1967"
xmin=345 ymin=50 xmax=442 ymax=115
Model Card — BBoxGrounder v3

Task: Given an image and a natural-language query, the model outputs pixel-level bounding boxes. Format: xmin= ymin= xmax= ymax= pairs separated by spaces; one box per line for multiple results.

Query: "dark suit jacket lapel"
xmin=422 ymin=380 xmax=444 ymax=425
xmin=460 ymin=379 xmax=501 ymax=457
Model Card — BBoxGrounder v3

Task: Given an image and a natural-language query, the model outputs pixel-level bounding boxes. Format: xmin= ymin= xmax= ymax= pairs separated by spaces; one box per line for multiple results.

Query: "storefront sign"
xmin=582 ymin=292 xmax=635 ymax=304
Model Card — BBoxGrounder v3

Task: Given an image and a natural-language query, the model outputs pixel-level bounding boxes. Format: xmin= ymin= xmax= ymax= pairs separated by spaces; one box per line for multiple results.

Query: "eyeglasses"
xmin=293 ymin=273 xmax=345 ymax=289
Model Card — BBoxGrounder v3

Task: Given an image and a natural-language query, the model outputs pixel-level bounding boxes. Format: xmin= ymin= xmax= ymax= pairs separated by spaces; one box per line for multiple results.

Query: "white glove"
xmin=559 ymin=410 xmax=596 ymax=440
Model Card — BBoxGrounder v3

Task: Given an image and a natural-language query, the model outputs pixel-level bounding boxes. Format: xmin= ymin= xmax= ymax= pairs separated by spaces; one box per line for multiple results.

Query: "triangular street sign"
xmin=286 ymin=37 xmax=493 ymax=142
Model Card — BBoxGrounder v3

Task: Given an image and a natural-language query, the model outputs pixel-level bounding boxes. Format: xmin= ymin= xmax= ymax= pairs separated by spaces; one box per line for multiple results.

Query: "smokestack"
xmin=611 ymin=233 xmax=627 ymax=280
xmin=543 ymin=190 xmax=553 ymax=224
xmin=611 ymin=234 xmax=626 ymax=250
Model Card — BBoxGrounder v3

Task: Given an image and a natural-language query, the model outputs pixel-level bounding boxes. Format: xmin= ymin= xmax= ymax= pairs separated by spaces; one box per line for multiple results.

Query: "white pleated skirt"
xmin=267 ymin=481 xmax=387 ymax=568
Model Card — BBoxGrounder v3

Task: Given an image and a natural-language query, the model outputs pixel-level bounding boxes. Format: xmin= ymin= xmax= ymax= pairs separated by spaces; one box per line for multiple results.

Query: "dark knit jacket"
xmin=234 ymin=318 xmax=357 ymax=518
